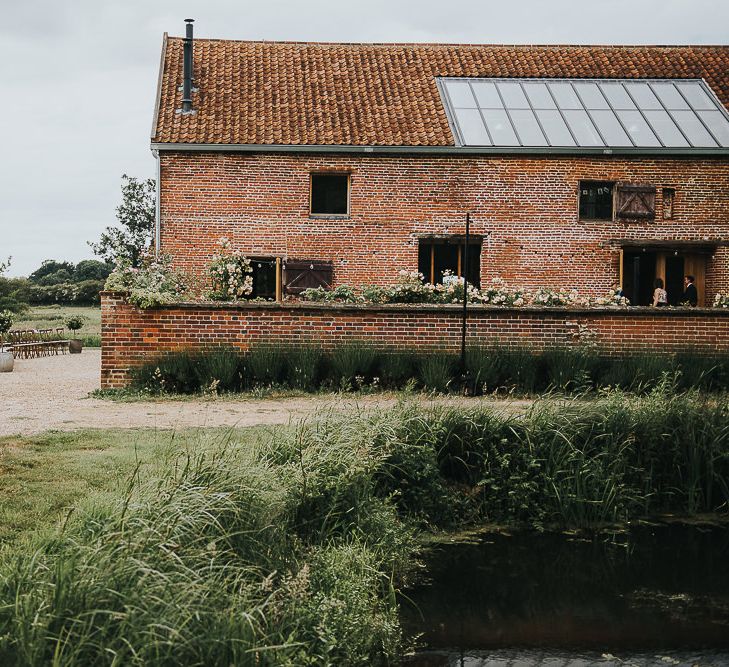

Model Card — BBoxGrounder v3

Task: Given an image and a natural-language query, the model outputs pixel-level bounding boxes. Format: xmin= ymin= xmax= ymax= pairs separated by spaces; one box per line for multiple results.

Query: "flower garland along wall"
xmin=104 ymin=242 xmax=728 ymax=310
xmin=300 ymin=272 xmax=630 ymax=308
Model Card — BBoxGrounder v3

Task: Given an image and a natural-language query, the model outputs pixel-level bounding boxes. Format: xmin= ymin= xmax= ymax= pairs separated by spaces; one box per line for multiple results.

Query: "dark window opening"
xmin=417 ymin=240 xmax=481 ymax=288
xmin=579 ymin=181 xmax=614 ymax=220
xmin=311 ymin=173 xmax=349 ymax=215
xmin=250 ymin=258 xmax=277 ymax=299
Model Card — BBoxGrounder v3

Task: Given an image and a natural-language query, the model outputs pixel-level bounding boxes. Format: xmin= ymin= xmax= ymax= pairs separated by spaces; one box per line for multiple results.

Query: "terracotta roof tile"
xmin=153 ymin=39 xmax=729 ymax=146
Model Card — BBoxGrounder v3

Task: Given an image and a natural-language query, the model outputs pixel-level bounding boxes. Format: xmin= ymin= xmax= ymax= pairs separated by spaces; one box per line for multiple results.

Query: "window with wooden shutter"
xmin=283 ymin=260 xmax=334 ymax=294
xmin=615 ymin=184 xmax=657 ymax=221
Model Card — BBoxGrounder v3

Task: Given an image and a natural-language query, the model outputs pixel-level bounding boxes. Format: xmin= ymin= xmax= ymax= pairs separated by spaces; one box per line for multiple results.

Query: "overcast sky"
xmin=1 ymin=0 xmax=727 ymax=276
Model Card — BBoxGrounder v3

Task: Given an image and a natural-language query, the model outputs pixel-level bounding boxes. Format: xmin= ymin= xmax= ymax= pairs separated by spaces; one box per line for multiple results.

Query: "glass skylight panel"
xmin=671 ymin=110 xmax=718 ymax=147
xmin=496 ymin=82 xmax=529 ymax=109
xmin=589 ymin=109 xmax=633 ymax=146
xmin=548 ymin=82 xmax=582 ymax=109
xmin=472 ymin=81 xmax=502 ymax=108
xmin=455 ymin=108 xmax=491 ymax=145
xmin=522 ymin=82 xmax=556 ymax=109
xmin=615 ymin=110 xmax=661 ymax=146
xmin=445 ymin=80 xmax=477 ymax=108
xmin=624 ymin=83 xmax=662 ymax=110
xmin=697 ymin=110 xmax=729 ymax=147
xmin=535 ymin=109 xmax=576 ymax=146
xmin=599 ymin=83 xmax=636 ymax=110
xmin=563 ymin=109 xmax=604 ymax=146
xmin=482 ymin=109 xmax=520 ymax=145
xmin=573 ymin=83 xmax=610 ymax=110
xmin=509 ymin=109 xmax=548 ymax=145
xmin=676 ymin=82 xmax=716 ymax=111
xmin=441 ymin=77 xmax=729 ymax=150
xmin=642 ymin=109 xmax=689 ymax=147
xmin=650 ymin=83 xmax=690 ymax=110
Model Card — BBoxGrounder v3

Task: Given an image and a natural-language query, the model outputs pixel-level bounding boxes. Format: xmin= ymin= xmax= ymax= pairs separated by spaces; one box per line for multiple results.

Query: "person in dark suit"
xmin=682 ymin=275 xmax=698 ymax=306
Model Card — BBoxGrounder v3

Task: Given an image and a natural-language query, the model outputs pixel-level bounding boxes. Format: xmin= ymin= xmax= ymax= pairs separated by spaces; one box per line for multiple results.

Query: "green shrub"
xmin=329 ymin=341 xmax=378 ymax=387
xmin=131 ymin=351 xmax=200 ymax=393
xmin=195 ymin=347 xmax=243 ymax=392
xmin=599 ymin=352 xmax=674 ymax=391
xmin=245 ymin=343 xmax=287 ymax=386
xmin=0 ymin=296 xmax=28 ymax=314
xmin=674 ymin=351 xmax=729 ymax=391
xmin=542 ymin=346 xmax=599 ymax=392
xmin=417 ymin=351 xmax=457 ymax=393
xmin=81 ymin=334 xmax=101 ymax=348
xmin=65 ymin=315 xmax=86 ymax=332
xmin=0 ymin=309 xmax=14 ymax=334
xmin=498 ymin=347 xmax=541 ymax=392
xmin=73 ymin=279 xmax=103 ymax=304
xmin=285 ymin=345 xmax=324 ymax=390
xmin=378 ymin=350 xmax=418 ymax=388
xmin=465 ymin=346 xmax=503 ymax=392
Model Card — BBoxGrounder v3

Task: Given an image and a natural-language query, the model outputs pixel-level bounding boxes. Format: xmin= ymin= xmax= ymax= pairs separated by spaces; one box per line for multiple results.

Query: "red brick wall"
xmin=159 ymin=151 xmax=729 ymax=301
xmin=100 ymin=292 xmax=729 ymax=388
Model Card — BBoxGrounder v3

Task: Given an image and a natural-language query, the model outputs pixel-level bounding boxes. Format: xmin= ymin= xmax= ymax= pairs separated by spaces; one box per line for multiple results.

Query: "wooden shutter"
xmin=283 ymin=260 xmax=334 ymax=294
xmin=616 ymin=184 xmax=657 ymax=220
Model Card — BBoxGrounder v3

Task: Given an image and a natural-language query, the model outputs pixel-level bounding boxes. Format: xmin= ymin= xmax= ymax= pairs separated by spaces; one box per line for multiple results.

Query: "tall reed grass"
xmin=1 ymin=386 xmax=728 ymax=663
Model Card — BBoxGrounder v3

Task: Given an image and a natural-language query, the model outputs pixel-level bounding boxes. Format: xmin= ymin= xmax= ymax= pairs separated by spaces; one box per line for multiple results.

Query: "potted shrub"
xmin=65 ymin=315 xmax=86 ymax=354
xmin=0 ymin=309 xmax=14 ymax=372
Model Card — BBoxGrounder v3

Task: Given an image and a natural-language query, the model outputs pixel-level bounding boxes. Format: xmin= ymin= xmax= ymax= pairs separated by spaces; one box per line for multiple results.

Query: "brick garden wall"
xmin=158 ymin=151 xmax=729 ymax=301
xmin=101 ymin=292 xmax=729 ymax=388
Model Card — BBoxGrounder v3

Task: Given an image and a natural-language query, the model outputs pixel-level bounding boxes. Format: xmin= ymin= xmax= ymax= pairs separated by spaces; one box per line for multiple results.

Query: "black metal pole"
xmin=460 ymin=212 xmax=470 ymax=376
xmin=182 ymin=19 xmax=195 ymax=113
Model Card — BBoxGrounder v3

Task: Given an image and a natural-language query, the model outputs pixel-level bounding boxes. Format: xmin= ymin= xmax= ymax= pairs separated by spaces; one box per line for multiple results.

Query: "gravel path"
xmin=0 ymin=350 xmax=532 ymax=436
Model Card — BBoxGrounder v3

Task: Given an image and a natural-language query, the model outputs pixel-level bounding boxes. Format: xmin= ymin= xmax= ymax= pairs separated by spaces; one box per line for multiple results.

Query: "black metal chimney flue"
xmin=182 ymin=19 xmax=195 ymax=113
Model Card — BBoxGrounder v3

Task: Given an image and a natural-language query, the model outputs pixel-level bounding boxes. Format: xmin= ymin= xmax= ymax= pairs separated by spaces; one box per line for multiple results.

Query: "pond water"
xmin=402 ymin=522 xmax=729 ymax=666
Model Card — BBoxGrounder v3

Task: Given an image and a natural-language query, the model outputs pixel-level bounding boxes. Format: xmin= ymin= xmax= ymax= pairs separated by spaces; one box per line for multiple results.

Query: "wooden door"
xmin=282 ymin=260 xmax=334 ymax=295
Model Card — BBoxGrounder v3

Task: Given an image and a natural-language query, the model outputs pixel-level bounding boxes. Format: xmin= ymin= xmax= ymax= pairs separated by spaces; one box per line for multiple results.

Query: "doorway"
xmin=620 ymin=248 xmax=707 ymax=307
xmin=664 ymin=256 xmax=685 ymax=306
xmin=622 ymin=252 xmax=656 ymax=307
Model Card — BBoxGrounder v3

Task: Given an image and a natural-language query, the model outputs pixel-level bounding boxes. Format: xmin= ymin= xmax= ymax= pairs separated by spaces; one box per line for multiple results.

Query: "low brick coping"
xmin=101 ymin=292 xmax=729 ymax=318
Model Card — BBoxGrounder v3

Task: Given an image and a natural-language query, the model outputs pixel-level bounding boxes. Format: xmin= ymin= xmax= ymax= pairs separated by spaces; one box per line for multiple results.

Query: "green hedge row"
xmin=131 ymin=343 xmax=729 ymax=395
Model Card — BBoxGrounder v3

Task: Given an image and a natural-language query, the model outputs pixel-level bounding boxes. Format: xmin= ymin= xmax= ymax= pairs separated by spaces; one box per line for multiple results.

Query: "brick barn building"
xmin=151 ymin=23 xmax=729 ymax=307
xmin=98 ymin=25 xmax=729 ymax=387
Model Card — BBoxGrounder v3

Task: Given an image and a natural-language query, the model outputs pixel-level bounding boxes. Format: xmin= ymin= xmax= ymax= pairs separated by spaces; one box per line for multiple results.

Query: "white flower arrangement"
xmin=531 ymin=287 xmax=583 ymax=307
xmin=208 ymin=238 xmax=254 ymax=300
xmin=714 ymin=292 xmax=729 ymax=308
xmin=587 ymin=287 xmax=630 ymax=308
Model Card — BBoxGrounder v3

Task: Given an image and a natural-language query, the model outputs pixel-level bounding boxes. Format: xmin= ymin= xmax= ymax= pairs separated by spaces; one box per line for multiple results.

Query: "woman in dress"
xmin=652 ymin=278 xmax=668 ymax=307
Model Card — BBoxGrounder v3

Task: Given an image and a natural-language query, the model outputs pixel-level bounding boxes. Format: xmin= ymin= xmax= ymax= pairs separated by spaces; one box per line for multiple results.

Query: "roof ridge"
xmin=164 ymin=36 xmax=729 ymax=49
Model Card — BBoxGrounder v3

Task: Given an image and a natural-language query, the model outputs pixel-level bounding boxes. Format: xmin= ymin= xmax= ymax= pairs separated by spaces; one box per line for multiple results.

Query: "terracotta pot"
xmin=69 ymin=339 xmax=83 ymax=354
xmin=0 ymin=350 xmax=13 ymax=372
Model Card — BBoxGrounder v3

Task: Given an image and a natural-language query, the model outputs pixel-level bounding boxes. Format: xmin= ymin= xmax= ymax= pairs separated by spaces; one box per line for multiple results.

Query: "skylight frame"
xmin=437 ymin=77 xmax=729 ymax=153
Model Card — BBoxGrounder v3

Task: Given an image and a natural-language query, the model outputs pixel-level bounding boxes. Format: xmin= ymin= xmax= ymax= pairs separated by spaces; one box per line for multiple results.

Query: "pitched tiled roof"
xmin=152 ymin=38 xmax=729 ymax=146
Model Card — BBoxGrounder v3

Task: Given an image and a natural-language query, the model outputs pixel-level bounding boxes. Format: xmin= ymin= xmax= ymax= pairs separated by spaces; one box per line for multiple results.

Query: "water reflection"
xmin=402 ymin=523 xmax=729 ymax=665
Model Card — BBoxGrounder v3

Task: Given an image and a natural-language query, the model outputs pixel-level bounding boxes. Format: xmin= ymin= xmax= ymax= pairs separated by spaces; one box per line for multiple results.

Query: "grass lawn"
xmin=13 ymin=304 xmax=101 ymax=346
xmin=0 ymin=426 xmax=272 ymax=547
